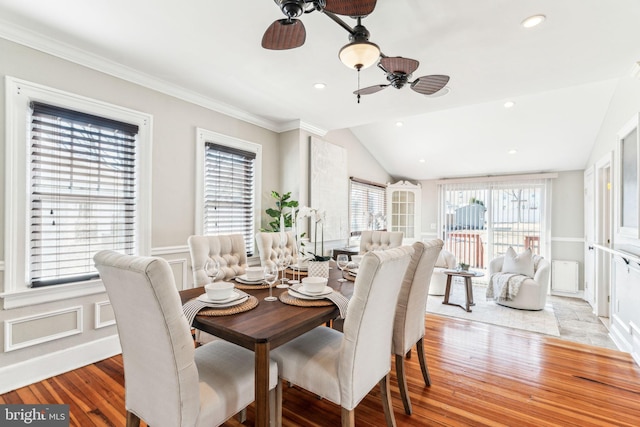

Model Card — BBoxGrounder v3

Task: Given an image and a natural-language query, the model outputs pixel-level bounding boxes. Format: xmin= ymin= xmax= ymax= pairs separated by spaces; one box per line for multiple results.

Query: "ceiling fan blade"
xmin=262 ymin=19 xmax=306 ymax=50
xmin=379 ymin=57 xmax=419 ymax=75
xmin=411 ymin=75 xmax=450 ymax=95
xmin=324 ymin=0 xmax=377 ymax=16
xmin=354 ymin=84 xmax=388 ymax=95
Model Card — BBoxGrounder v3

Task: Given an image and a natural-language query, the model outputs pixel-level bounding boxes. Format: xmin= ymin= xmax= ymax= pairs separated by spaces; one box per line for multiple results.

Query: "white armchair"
xmin=429 ymin=249 xmax=456 ymax=296
xmin=489 ymin=254 xmax=551 ymax=310
xmin=359 ymin=230 xmax=404 ymax=254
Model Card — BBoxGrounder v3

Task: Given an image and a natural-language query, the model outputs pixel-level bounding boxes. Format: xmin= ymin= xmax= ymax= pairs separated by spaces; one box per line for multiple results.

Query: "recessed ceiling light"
xmin=396 ymin=121 xmax=404 ymax=127
xmin=419 ymin=159 xmax=426 ymax=163
xmin=508 ymin=149 xmax=518 ymax=155
xmin=521 ymin=14 xmax=546 ymax=28
xmin=504 ymin=101 xmax=515 ymax=108
xmin=313 ymin=82 xmax=326 ymax=89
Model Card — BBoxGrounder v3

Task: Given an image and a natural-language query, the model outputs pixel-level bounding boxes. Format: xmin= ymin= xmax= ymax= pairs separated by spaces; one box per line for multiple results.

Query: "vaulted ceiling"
xmin=1 ymin=0 xmax=639 ymax=179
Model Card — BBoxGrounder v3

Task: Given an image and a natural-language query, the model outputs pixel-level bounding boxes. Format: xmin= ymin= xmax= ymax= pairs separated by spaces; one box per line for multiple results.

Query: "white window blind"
xmin=349 ymin=178 xmax=387 ymax=235
xmin=204 ymin=143 xmax=256 ymax=255
xmin=30 ymin=102 xmax=139 ymax=287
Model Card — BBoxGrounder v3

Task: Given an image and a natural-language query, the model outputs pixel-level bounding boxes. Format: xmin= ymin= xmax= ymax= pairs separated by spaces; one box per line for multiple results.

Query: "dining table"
xmin=179 ymin=261 xmax=354 ymax=427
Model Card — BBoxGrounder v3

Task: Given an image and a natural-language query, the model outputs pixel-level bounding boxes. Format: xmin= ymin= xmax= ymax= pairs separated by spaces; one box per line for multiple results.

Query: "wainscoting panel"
xmin=4 ymin=306 xmax=83 ymax=352
xmin=94 ymin=301 xmax=115 ymax=329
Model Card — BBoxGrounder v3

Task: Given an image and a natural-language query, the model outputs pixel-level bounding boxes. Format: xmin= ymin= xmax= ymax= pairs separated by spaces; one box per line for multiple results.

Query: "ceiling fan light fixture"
xmin=339 ymin=40 xmax=380 ymax=70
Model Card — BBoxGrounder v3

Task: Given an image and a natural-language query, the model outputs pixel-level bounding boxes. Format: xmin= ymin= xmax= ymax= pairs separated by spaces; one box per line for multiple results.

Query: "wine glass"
xmin=204 ymin=259 xmax=220 ymax=283
xmin=263 ymin=264 xmax=278 ymax=301
xmin=336 ymin=254 xmax=349 ymax=282
xmin=276 ymin=251 xmax=291 ymax=288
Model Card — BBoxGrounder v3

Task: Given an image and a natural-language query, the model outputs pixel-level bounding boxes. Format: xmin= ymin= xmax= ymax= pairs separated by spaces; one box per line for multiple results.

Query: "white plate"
xmin=293 ymin=286 xmax=333 ymax=297
xmin=198 ymin=290 xmax=242 ymax=304
xmin=235 ymin=274 xmax=264 ymax=284
xmin=288 ymin=288 xmax=331 ymax=300
xmin=197 ymin=293 xmax=249 ymax=308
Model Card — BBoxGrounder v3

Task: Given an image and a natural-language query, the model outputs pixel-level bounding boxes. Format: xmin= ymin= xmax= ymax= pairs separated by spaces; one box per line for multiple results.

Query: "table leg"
xmin=255 ymin=342 xmax=270 ymax=427
xmin=443 ymin=275 xmax=453 ymax=305
xmin=464 ymin=277 xmax=473 ymax=312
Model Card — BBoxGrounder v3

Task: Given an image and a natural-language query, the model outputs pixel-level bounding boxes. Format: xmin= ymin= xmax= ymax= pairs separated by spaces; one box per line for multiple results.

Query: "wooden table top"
xmin=179 ymin=263 xmax=353 ymax=350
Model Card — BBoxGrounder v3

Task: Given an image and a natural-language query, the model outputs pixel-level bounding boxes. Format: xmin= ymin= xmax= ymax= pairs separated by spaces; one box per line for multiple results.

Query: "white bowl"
xmin=246 ymin=266 xmax=264 ymax=281
xmin=301 ymin=276 xmax=328 ymax=293
xmin=205 ymin=281 xmax=235 ymax=301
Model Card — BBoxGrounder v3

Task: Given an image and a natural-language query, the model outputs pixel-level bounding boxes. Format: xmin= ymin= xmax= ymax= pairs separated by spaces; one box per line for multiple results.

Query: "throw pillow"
xmin=501 ymin=247 xmax=535 ymax=278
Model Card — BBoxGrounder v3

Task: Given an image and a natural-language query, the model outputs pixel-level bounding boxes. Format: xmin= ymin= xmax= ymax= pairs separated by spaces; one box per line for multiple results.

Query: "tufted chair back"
xmin=359 ymin=230 xmax=404 ymax=254
xmin=188 ymin=234 xmax=248 ymax=287
xmin=255 ymin=231 xmax=298 ymax=268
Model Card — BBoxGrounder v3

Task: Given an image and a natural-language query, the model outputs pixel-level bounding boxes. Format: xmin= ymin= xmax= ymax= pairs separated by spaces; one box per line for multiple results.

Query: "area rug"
xmin=426 ymin=283 xmax=560 ymax=337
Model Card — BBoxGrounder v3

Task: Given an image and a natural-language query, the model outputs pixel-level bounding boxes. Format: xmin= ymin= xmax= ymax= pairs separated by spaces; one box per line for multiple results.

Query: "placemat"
xmin=279 ymin=291 xmax=334 ymax=307
xmin=233 ymin=280 xmax=276 ymax=290
xmin=199 ymin=295 xmax=259 ymax=316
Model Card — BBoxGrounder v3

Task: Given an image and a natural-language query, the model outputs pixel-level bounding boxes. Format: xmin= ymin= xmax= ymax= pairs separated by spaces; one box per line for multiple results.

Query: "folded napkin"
xmin=182 ymin=290 xmax=249 ymax=326
xmin=289 ymin=283 xmax=350 ymax=319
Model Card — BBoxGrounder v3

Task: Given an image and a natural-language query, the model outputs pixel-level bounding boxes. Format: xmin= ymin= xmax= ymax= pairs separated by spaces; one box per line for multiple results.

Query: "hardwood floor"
xmin=3 ymin=314 xmax=640 ymax=426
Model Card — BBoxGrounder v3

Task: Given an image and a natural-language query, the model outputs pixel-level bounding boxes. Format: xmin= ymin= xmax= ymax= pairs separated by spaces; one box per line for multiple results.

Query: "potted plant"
xmin=264 ymin=191 xmax=298 ymax=232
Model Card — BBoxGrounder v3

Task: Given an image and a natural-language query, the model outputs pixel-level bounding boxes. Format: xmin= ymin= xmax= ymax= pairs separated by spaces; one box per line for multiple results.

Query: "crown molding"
xmin=0 ymin=18 xmax=325 ymax=135
xmin=278 ymin=119 xmax=328 ymax=136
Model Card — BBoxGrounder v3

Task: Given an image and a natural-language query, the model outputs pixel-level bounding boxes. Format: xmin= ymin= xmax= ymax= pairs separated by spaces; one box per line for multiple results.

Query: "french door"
xmin=438 ymin=177 xmax=552 ymax=271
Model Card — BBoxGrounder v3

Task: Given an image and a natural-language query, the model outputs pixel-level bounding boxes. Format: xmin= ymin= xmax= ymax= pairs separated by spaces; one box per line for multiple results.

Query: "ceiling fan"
xmin=354 ymin=56 xmax=450 ymax=99
xmin=262 ymin=0 xmax=450 ymax=102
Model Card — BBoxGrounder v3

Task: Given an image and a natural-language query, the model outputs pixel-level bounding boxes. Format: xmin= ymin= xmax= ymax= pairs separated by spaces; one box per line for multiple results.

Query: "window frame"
xmin=2 ymin=76 xmax=152 ymax=309
xmin=195 ymin=128 xmax=261 ymax=258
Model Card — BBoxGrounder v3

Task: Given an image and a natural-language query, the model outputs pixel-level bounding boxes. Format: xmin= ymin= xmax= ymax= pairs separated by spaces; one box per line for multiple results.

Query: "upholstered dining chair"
xmin=94 ymin=250 xmax=280 ymax=427
xmin=270 ymin=246 xmax=414 ymax=427
xmin=392 ymin=239 xmax=443 ymax=415
xmin=188 ymin=234 xmax=248 ymax=286
xmin=255 ymin=231 xmax=297 ymax=268
xmin=359 ymin=230 xmax=404 ymax=254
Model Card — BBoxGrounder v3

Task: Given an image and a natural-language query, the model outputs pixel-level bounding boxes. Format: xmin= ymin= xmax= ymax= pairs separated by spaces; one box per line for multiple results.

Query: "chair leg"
xmin=380 ymin=374 xmax=397 ymax=427
xmin=405 ymin=348 xmax=412 ymax=359
xmin=270 ymin=380 xmax=282 ymax=427
xmin=395 ymin=354 xmax=412 ymax=415
xmin=126 ymin=411 xmax=141 ymax=427
xmin=416 ymin=337 xmax=432 ymax=387
xmin=236 ymin=408 xmax=247 ymax=423
xmin=341 ymin=407 xmax=355 ymax=427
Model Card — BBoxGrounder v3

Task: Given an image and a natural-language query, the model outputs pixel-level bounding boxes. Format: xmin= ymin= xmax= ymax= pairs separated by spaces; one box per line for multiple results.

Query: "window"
xmin=349 ymin=178 xmax=387 ymax=236
xmin=3 ymin=77 xmax=152 ymax=308
xmin=30 ymin=102 xmax=139 ymax=287
xmin=196 ymin=128 xmax=261 ymax=256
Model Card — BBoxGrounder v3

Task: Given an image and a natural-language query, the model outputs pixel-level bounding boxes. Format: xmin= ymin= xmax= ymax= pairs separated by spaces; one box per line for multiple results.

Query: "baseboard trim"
xmin=0 ymin=334 xmax=121 ymax=394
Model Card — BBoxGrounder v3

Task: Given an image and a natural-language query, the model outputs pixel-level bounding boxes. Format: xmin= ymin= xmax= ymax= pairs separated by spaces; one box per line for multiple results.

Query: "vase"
xmin=308 ymin=260 xmax=330 ymax=279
